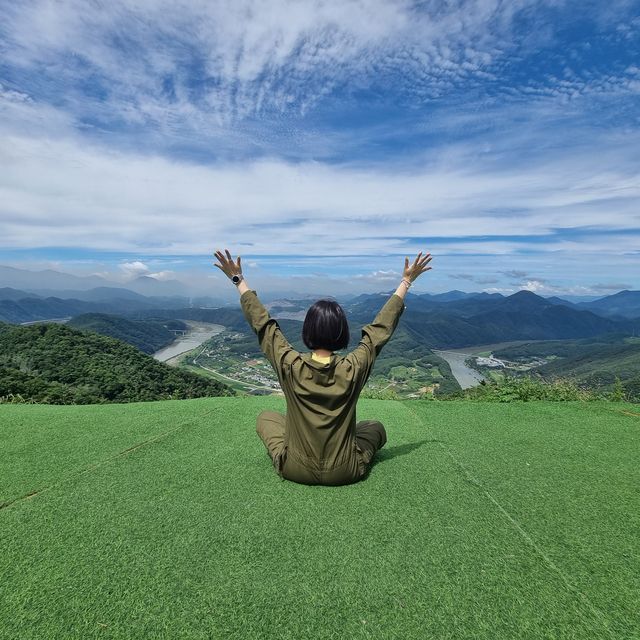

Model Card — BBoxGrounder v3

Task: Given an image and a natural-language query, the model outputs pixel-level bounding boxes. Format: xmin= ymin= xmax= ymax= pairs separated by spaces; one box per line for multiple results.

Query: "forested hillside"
xmin=68 ymin=313 xmax=187 ymax=354
xmin=576 ymin=289 xmax=640 ymax=319
xmin=0 ymin=323 xmax=232 ymax=404
xmin=533 ymin=342 xmax=640 ymax=398
xmin=346 ymin=290 xmax=638 ymax=348
xmin=492 ymin=335 xmax=640 ymax=400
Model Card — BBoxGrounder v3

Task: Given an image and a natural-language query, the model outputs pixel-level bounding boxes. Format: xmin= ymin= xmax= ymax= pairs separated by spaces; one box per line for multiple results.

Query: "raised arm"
xmin=213 ymin=249 xmax=293 ymax=371
xmin=346 ymin=251 xmax=433 ymax=388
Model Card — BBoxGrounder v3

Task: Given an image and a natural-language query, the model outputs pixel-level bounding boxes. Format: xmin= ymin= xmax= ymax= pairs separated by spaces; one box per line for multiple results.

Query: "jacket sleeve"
xmin=344 ymin=294 xmax=406 ymax=389
xmin=240 ymin=289 xmax=294 ymax=372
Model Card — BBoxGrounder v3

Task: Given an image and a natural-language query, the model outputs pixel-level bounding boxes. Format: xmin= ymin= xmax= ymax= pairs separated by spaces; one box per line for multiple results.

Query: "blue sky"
xmin=0 ymin=0 xmax=638 ymax=297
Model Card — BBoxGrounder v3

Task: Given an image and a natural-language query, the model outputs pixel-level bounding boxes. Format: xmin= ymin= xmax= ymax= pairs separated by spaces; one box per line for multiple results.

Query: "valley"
xmin=1 ymin=281 xmax=639 ymax=402
xmin=170 ymin=328 xmax=473 ymax=398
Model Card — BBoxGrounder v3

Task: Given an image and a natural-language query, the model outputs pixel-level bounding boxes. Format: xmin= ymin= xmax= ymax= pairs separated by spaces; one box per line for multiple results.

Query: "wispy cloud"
xmin=3 ymin=0 xmax=636 ymax=155
xmin=2 ymin=120 xmax=637 ymax=252
xmin=0 ymin=1 xmax=551 ymax=121
xmin=591 ymin=281 xmax=634 ymax=291
xmin=451 ymin=274 xmax=499 ymax=285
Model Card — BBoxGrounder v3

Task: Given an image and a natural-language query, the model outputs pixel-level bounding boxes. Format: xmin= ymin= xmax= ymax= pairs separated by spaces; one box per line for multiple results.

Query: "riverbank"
xmin=433 ymin=350 xmax=487 ymax=389
xmin=440 ymin=340 xmax=541 ymax=356
xmin=153 ymin=321 xmax=224 ymax=362
xmin=434 ymin=340 xmax=546 ymax=389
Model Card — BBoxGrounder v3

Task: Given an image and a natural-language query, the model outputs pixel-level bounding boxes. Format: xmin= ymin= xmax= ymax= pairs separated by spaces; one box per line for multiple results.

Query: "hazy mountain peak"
xmin=0 ymin=265 xmax=111 ymax=291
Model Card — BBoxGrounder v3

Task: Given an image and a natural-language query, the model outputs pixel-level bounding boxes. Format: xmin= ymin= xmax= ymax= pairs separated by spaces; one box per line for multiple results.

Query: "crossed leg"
xmin=256 ymin=410 xmax=286 ymax=468
xmin=256 ymin=410 xmax=387 ymax=480
xmin=355 ymin=419 xmax=387 ymax=467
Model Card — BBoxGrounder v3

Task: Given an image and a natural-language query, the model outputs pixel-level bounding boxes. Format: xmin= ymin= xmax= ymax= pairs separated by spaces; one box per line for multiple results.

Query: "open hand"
xmin=213 ymin=248 xmax=242 ymax=280
xmin=404 ymin=251 xmax=432 ymax=282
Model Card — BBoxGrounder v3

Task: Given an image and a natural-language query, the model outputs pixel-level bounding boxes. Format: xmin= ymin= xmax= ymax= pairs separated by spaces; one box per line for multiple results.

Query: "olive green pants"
xmin=256 ymin=410 xmax=387 ymax=486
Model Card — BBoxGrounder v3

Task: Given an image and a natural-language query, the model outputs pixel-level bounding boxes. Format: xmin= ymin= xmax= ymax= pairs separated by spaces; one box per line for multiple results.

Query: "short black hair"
xmin=302 ymin=299 xmax=350 ymax=352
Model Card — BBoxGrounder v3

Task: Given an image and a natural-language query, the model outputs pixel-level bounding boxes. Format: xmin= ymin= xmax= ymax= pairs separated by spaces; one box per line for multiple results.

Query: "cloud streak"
xmin=1 ymin=119 xmax=638 ymax=256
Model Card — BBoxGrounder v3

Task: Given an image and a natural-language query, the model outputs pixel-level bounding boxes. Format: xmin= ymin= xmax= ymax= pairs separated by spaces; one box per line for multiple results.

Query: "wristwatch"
xmin=232 ymin=274 xmax=244 ymax=286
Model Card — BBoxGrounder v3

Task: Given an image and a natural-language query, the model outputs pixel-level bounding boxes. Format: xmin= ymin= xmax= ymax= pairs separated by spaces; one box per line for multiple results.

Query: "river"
xmin=433 ymin=350 xmax=487 ymax=389
xmin=433 ymin=340 xmax=536 ymax=389
xmin=153 ymin=321 xmax=224 ymax=363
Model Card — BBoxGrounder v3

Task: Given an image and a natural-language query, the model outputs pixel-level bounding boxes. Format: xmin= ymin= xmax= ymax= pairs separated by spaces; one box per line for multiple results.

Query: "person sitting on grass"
xmin=213 ymin=249 xmax=433 ymax=486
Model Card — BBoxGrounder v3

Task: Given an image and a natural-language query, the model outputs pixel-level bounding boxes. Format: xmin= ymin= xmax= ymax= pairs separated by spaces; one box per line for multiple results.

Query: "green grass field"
xmin=1 ymin=397 xmax=638 ymax=639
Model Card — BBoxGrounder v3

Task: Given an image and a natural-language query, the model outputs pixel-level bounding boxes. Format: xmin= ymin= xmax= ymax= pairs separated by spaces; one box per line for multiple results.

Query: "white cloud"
xmin=117 ymin=262 xmax=176 ymax=281
xmin=1 ymin=124 xmax=638 ymax=259
xmin=354 ymin=270 xmax=402 ymax=282
xmin=521 ymin=279 xmax=548 ymax=293
xmin=148 ymin=270 xmax=176 ymax=281
xmin=119 ymin=261 xmax=150 ymax=278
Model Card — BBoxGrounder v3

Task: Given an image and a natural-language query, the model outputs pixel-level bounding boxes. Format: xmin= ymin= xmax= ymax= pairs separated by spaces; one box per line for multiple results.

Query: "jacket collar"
xmin=302 ymin=352 xmax=337 ymax=369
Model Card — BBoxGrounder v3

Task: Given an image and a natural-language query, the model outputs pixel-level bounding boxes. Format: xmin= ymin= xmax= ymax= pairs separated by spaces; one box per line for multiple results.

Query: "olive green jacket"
xmin=240 ymin=290 xmax=406 ymax=472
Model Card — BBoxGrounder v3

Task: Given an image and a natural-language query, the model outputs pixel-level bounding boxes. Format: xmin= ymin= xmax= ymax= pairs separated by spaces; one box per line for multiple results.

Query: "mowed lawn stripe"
xmin=1 ymin=398 xmax=615 ymax=639
xmin=406 ymin=400 xmax=640 ymax=639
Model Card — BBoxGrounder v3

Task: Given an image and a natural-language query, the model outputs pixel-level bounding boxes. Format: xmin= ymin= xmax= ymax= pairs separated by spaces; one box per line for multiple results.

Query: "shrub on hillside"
xmin=622 ymin=375 xmax=640 ymax=401
xmin=0 ymin=392 xmax=34 ymax=404
xmin=440 ymin=373 xmax=604 ymax=402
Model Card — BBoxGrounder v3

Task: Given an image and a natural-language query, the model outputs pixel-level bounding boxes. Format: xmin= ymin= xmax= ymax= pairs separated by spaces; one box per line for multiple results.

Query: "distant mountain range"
xmin=347 ymin=288 xmax=640 ymax=321
xmin=129 ymin=289 xmax=640 ymax=350
xmin=2 ymin=287 xmax=635 ymax=350
xmin=2 ymin=274 xmax=638 ymax=402
xmin=0 ymin=265 xmax=187 ymax=297
xmin=1 ymin=265 xmax=639 ymax=338
xmin=573 ymin=289 xmax=640 ymax=319
xmin=345 ymin=289 xmax=639 ymax=348
xmin=0 ymin=290 xmax=192 ymax=324
xmin=2 ymin=264 xmax=636 ymax=307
